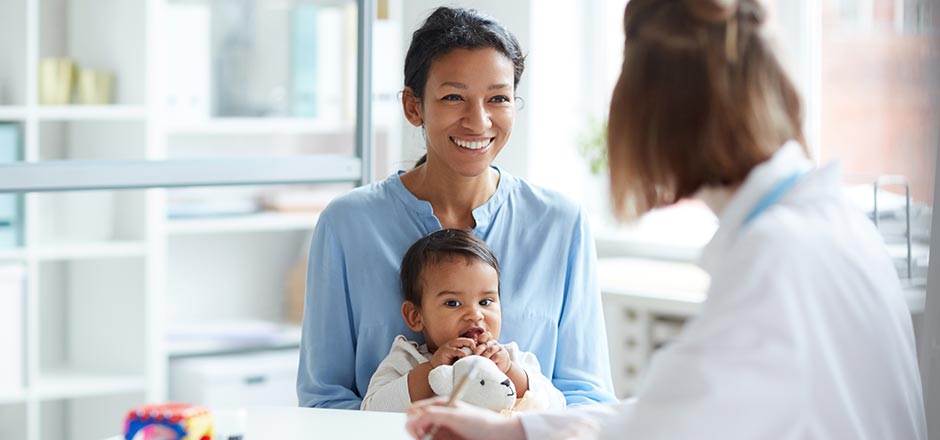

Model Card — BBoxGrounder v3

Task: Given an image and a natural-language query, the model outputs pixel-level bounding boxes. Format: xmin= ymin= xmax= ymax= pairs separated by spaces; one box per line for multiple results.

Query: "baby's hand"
xmin=430 ymin=337 xmax=476 ymax=368
xmin=473 ymin=332 xmax=510 ymax=373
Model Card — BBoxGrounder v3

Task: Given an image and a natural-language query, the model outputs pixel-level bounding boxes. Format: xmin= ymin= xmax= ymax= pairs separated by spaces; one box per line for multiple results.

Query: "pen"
xmin=421 ymin=363 xmax=481 ymax=440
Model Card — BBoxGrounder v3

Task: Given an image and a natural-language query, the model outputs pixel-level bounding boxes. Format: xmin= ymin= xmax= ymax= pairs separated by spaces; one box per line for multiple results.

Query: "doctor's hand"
xmin=406 ymin=397 xmax=526 ymax=440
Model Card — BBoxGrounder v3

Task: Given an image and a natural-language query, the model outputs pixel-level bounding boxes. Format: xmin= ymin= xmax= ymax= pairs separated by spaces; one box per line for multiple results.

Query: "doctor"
xmin=405 ymin=0 xmax=928 ymax=438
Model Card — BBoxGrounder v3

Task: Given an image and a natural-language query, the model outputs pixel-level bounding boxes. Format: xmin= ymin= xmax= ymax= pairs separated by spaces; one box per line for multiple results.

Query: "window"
xmin=582 ymin=0 xmax=936 ymax=273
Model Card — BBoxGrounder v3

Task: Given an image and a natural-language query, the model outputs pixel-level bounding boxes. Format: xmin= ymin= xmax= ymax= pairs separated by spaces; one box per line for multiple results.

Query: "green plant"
xmin=577 ymin=117 xmax=608 ymax=176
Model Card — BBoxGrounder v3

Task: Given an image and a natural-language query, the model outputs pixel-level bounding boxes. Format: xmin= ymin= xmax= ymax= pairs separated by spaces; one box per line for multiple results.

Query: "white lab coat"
xmin=520 ymin=142 xmax=927 ymax=439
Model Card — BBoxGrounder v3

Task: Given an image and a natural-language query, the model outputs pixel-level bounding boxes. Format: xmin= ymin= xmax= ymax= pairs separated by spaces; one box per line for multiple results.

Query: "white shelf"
xmin=31 ymin=370 xmax=146 ymax=400
xmin=165 ymin=118 xmax=354 ymax=136
xmin=0 ymin=390 xmax=27 ymax=405
xmin=167 ymin=321 xmax=303 ymax=358
xmin=0 ymin=248 xmax=27 ymax=261
xmin=31 ymin=241 xmax=148 ymax=260
xmin=167 ymin=211 xmax=320 ymax=235
xmin=37 ymin=106 xmax=147 ymax=121
xmin=0 ymin=106 xmax=27 ymax=120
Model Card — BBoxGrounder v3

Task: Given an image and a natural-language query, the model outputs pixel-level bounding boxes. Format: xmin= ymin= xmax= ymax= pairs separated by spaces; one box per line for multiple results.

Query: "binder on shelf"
xmin=291 ymin=4 xmax=318 ymax=118
xmin=0 ymin=123 xmax=21 ymax=248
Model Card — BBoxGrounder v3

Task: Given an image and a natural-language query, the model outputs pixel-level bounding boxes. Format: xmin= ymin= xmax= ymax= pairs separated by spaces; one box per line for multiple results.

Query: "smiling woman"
xmin=296 ymin=6 xmax=617 ymax=411
xmin=401 ymin=47 xmax=516 ymax=180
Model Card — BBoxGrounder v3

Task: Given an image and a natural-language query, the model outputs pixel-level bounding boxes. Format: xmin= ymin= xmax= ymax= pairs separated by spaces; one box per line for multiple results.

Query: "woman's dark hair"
xmin=405 ymin=7 xmax=526 ymax=167
xmin=400 ymin=228 xmax=500 ymax=306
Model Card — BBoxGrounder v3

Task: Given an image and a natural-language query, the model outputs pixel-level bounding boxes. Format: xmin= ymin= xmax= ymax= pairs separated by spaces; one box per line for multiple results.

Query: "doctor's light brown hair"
xmin=607 ymin=0 xmax=808 ymax=221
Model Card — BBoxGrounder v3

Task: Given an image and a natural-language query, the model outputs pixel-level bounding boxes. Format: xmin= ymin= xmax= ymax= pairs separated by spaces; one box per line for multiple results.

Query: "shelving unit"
xmin=0 ymin=107 xmax=28 ymax=119
xmin=0 ymin=0 xmax=400 ymax=438
xmin=30 ymin=241 xmax=148 ymax=260
xmin=165 ymin=118 xmax=354 ymax=136
xmin=0 ymin=0 xmax=155 ymax=436
xmin=0 ymin=248 xmax=27 ymax=261
xmin=167 ymin=211 xmax=321 ymax=235
xmin=31 ymin=371 xmax=146 ymax=400
xmin=36 ymin=106 xmax=148 ymax=121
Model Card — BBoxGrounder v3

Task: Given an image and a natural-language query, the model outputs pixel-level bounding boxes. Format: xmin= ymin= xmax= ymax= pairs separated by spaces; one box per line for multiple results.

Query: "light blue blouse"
xmin=297 ymin=167 xmax=616 ymax=409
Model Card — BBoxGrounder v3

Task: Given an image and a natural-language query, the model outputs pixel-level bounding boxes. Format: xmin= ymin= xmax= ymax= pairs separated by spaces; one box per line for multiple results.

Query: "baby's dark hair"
xmin=400 ymin=228 xmax=500 ymax=305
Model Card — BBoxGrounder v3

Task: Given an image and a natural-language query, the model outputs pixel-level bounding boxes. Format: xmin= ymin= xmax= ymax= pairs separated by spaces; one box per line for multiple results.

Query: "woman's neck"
xmin=694 ymin=185 xmax=738 ymax=218
xmin=400 ymin=163 xmax=499 ymax=229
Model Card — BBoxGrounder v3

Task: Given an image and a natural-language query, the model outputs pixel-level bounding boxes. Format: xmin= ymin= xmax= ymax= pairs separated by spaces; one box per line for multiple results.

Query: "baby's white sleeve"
xmin=360 ymin=336 xmax=427 ymax=412
xmin=506 ymin=343 xmax=567 ymax=411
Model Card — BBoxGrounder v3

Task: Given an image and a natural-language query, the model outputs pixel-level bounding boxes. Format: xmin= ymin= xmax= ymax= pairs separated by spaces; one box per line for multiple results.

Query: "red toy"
xmin=124 ymin=403 xmax=213 ymax=440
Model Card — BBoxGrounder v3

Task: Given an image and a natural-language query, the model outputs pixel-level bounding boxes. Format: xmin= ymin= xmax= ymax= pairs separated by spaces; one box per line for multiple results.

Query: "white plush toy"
xmin=428 ymin=355 xmax=516 ymax=412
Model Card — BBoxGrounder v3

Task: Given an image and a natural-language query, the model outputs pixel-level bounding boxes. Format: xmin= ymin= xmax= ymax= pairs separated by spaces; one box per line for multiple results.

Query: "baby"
xmin=361 ymin=228 xmax=566 ymax=412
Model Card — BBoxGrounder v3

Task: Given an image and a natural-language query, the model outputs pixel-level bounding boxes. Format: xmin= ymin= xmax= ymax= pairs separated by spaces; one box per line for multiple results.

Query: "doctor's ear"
xmin=402 ymin=301 xmax=425 ymax=332
xmin=401 ymin=87 xmax=424 ymax=127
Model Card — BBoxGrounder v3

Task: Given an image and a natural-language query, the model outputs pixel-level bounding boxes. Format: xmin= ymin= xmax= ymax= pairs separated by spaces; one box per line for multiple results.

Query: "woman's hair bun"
xmin=684 ymin=0 xmax=736 ymax=24
xmin=683 ymin=0 xmax=765 ymax=26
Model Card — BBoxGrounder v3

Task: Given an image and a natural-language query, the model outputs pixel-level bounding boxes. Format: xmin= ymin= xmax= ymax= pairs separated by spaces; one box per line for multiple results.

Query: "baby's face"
xmin=418 ymin=258 xmax=501 ymax=352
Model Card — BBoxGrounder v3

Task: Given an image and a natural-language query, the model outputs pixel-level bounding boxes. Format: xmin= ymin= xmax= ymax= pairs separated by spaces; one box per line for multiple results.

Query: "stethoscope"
xmin=742 ymin=171 xmax=806 ymax=227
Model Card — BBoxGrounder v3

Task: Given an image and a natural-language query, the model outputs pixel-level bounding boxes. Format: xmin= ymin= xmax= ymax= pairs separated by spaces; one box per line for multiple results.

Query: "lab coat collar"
xmin=698 ymin=141 xmax=817 ymax=275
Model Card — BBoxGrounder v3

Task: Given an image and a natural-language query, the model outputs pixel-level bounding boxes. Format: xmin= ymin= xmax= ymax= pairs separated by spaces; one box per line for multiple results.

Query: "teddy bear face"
xmin=428 ymin=355 xmax=517 ymax=412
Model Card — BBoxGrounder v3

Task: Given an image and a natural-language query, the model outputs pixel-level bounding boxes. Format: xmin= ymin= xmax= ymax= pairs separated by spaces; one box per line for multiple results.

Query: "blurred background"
xmin=0 ymin=0 xmax=936 ymax=438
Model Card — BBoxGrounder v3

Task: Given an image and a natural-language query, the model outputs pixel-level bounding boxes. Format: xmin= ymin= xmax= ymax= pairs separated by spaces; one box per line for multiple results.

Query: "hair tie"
xmin=725 ymin=11 xmax=738 ymax=63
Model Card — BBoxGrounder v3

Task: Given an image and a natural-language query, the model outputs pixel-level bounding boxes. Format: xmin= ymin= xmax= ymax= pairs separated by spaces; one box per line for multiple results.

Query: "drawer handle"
xmin=244 ymin=375 xmax=267 ymax=385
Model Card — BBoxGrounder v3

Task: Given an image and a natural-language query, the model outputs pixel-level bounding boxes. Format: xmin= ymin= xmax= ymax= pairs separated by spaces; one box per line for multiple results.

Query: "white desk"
xmin=107 ymin=406 xmax=412 ymax=440
xmin=246 ymin=406 xmax=411 ymax=439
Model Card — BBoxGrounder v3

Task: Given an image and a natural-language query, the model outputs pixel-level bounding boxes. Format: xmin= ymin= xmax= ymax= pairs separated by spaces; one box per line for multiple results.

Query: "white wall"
xmin=769 ymin=0 xmax=822 ymax=159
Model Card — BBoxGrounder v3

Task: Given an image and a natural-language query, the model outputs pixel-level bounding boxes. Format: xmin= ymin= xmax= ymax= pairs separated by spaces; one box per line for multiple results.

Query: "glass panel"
xmin=164 ymin=0 xmax=360 ymax=158
xmin=173 ymin=0 xmax=357 ymax=120
xmin=821 ymin=0 xmax=938 ymax=287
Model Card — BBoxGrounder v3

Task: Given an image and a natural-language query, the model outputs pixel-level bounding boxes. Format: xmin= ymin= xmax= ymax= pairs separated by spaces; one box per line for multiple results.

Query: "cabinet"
xmin=598 ymin=258 xmax=708 ymax=398
xmin=0 ymin=0 xmax=400 ymax=438
xmin=598 ymin=255 xmax=928 ymax=399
